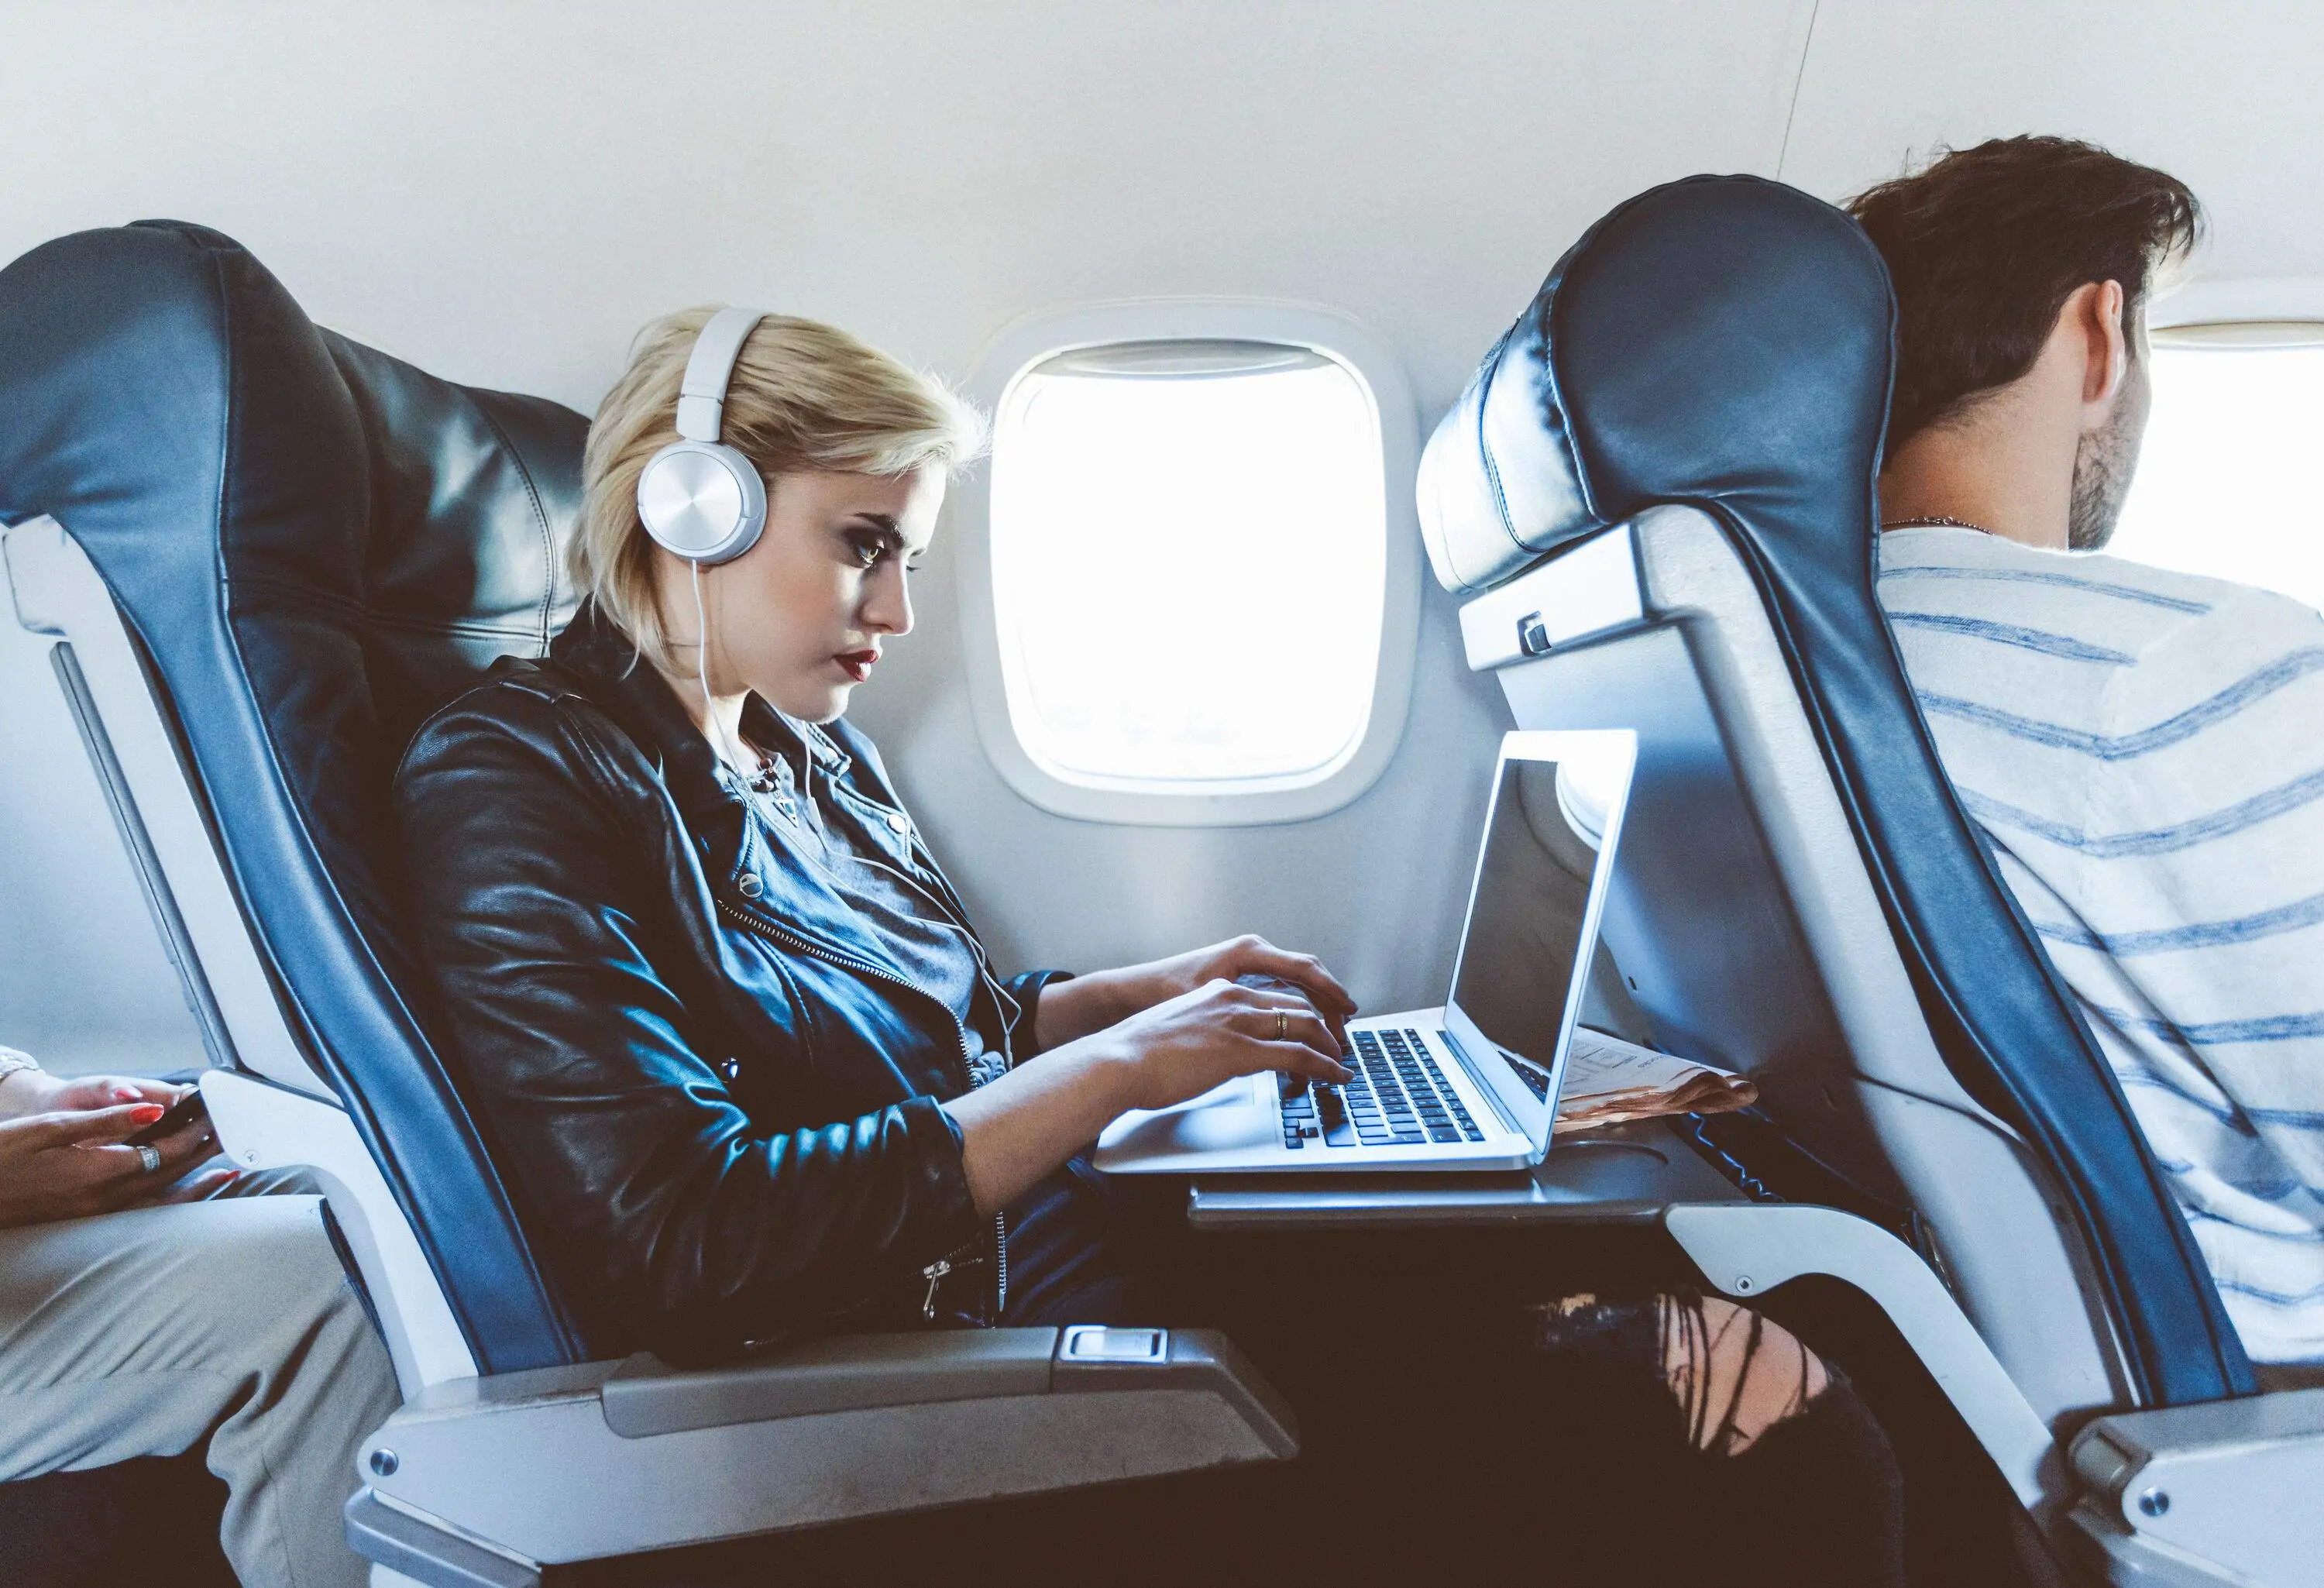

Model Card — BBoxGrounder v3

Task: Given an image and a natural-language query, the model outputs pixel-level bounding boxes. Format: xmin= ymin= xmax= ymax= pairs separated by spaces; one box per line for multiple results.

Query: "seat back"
xmin=1418 ymin=175 xmax=2253 ymax=1409
xmin=0 ymin=222 xmax=592 ymax=1373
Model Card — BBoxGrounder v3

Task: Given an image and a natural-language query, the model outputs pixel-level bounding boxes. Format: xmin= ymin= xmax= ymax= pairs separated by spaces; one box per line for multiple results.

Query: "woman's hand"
xmin=1035 ymin=934 xmax=1359 ymax=1051
xmin=0 ymin=1068 xmax=182 ymax=1123
xmin=0 ymin=1098 xmax=225 ymax=1229
xmin=944 ymin=976 xmax=1351 ymax=1215
xmin=1096 ymin=976 xmax=1353 ymax=1112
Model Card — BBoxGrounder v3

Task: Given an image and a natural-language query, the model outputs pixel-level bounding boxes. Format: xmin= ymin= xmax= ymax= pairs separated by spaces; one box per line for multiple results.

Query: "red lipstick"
xmin=835 ymin=650 xmax=878 ymax=683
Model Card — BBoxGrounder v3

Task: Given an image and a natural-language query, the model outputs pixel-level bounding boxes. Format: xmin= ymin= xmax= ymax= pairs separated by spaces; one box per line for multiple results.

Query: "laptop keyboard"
xmin=1278 ymin=1027 xmax=1486 ymax=1150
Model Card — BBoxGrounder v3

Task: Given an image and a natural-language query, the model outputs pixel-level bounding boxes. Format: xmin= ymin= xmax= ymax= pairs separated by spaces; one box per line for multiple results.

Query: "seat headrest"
xmin=0 ymin=220 xmax=583 ymax=753
xmin=1417 ymin=174 xmax=1893 ymax=594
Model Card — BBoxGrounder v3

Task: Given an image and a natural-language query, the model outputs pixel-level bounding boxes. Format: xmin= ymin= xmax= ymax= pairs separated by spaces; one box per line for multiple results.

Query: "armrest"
xmin=599 ymin=1327 xmax=1057 ymax=1434
xmin=349 ymin=1325 xmax=1296 ymax=1586
xmin=2069 ymin=1386 xmax=2324 ymax=1587
xmin=599 ymin=1324 xmax=1294 ymax=1446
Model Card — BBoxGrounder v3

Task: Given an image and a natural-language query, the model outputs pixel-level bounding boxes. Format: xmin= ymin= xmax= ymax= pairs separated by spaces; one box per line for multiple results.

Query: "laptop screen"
xmin=1442 ymin=734 xmax=1634 ymax=1150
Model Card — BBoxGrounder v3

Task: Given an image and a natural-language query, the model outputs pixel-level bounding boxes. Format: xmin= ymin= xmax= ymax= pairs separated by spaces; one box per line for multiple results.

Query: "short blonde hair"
xmin=574 ymin=306 xmax=986 ymax=669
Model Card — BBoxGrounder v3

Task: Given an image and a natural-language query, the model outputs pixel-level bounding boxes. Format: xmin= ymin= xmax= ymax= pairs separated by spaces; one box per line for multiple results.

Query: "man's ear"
xmin=2085 ymin=279 xmax=2130 ymax=406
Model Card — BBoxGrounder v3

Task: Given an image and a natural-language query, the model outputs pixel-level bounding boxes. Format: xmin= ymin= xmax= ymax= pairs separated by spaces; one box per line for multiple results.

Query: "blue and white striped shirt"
xmin=1879 ymin=527 xmax=2324 ymax=1363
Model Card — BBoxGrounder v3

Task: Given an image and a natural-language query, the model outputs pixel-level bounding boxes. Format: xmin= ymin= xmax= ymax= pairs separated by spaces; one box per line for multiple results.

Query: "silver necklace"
xmin=1882 ymin=514 xmax=1996 ymax=535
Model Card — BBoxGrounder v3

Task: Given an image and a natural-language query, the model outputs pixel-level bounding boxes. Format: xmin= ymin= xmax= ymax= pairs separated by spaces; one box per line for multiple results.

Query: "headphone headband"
xmin=674 ymin=307 xmax=767 ymax=442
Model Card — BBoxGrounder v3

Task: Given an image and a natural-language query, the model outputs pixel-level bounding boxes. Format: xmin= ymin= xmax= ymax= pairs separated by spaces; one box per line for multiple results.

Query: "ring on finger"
xmin=1274 ymin=1009 xmax=1288 ymax=1040
xmin=136 ymin=1144 xmax=162 ymax=1175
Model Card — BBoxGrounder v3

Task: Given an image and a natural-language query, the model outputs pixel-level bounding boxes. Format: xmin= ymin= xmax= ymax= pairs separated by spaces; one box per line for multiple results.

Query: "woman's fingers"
xmin=1106 ymin=980 xmax=1356 ymax=1113
xmin=1238 ymin=1000 xmax=1343 ymax=1057
xmin=1216 ymin=941 xmax=1357 ymax=1046
xmin=3 ymin=1105 xmax=187 ymax=1201
xmin=1236 ymin=941 xmax=1357 ymax=1016
xmin=47 ymin=1076 xmax=183 ymax=1112
xmin=144 ymin=1116 xmax=218 ymax=1177
xmin=20 ymin=1102 xmax=165 ymax=1150
xmin=66 ymin=1145 xmax=169 ymax=1188
xmin=131 ymin=1163 xmax=241 ymax=1208
xmin=1273 ymin=1043 xmax=1354 ymax=1084
xmin=1225 ymin=996 xmax=1350 ymax=1081
xmin=78 ymin=1114 xmax=218 ymax=1192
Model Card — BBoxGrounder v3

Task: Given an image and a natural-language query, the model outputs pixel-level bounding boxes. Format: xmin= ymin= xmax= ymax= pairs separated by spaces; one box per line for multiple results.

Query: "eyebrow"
xmin=847 ymin=512 xmax=929 ymax=559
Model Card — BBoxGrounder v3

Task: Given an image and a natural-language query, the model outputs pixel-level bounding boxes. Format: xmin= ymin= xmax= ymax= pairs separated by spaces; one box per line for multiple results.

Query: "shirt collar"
xmin=550 ymin=601 xmax=854 ymax=817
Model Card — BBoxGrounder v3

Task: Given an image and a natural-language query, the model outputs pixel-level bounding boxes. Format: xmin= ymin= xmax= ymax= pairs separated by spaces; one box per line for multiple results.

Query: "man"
xmin=1851 ymin=137 xmax=2324 ymax=1370
xmin=0 ymin=1044 xmax=401 ymax=1584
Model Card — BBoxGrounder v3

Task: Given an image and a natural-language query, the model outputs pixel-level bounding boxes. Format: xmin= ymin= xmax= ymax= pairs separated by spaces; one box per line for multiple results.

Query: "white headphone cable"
xmin=690 ymin=558 xmax=743 ymax=779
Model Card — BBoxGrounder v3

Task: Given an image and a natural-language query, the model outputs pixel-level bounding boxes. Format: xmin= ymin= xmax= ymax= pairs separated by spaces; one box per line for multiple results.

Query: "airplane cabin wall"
xmin=0 ymin=0 xmax=2314 ymax=1072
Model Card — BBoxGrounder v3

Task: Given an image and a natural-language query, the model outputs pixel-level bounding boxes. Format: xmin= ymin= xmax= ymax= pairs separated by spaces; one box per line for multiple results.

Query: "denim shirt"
xmin=726 ymin=725 xmax=1010 ymax=1091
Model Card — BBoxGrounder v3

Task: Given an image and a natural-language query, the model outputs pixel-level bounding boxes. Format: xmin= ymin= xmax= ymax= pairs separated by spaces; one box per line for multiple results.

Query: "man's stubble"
xmin=2068 ymin=356 xmax=2153 ymax=552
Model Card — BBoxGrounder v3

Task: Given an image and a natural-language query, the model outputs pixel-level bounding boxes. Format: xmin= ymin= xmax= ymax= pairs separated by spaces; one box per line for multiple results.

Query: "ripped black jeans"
xmin=583 ymin=1169 xmax=1911 ymax=1588
xmin=1021 ymin=1171 xmax=1906 ymax=1587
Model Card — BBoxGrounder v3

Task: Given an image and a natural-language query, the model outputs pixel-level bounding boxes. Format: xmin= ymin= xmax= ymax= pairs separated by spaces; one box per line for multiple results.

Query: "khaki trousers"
xmin=0 ymin=1174 xmax=401 ymax=1588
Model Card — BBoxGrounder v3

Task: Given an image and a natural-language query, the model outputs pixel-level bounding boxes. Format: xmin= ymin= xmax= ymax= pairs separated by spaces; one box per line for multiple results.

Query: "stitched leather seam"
xmin=468 ymin=400 xmax=560 ymax=652
xmin=1473 ymin=342 xmax=1521 ymax=563
xmin=229 ymin=572 xmax=546 ymax=642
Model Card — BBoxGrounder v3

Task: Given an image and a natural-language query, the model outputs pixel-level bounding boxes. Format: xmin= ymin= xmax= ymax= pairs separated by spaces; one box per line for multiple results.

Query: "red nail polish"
xmin=129 ymin=1105 xmax=164 ymax=1122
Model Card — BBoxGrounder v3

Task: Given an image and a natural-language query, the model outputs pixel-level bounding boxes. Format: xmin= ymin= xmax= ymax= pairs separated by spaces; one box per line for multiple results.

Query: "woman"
xmin=394 ymin=308 xmax=1910 ymax=1585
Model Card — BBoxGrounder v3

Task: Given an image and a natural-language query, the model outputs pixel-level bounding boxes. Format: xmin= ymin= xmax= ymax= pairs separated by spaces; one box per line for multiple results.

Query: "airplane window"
xmin=988 ymin=339 xmax=1388 ymax=789
xmin=2113 ymin=329 xmax=2324 ymax=611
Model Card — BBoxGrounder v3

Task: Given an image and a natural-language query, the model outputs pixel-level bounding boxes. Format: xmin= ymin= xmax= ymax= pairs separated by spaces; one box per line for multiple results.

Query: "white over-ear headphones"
xmin=636 ymin=307 xmax=768 ymax=565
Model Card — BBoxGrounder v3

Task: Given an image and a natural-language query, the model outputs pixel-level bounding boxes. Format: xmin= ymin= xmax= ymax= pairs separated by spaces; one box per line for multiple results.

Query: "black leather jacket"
xmin=394 ymin=605 xmax=1064 ymax=1363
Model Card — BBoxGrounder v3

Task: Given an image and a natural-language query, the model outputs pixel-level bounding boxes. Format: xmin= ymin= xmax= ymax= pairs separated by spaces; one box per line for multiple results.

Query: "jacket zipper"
xmin=714 ymin=893 xmax=1009 ymax=1324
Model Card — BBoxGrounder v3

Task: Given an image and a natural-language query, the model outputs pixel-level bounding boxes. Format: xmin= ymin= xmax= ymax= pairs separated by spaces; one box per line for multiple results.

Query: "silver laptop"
xmin=1095 ymin=728 xmax=1637 ymax=1174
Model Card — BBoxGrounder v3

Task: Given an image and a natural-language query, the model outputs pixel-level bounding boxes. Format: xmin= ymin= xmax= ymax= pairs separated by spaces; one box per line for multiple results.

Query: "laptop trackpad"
xmin=1099 ymin=1074 xmax=1276 ymax=1155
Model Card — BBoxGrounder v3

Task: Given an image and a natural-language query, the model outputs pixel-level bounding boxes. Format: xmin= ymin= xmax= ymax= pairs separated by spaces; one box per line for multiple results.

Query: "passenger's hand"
xmin=0 ymin=1069 xmax=183 ymax=1123
xmin=944 ymin=976 xmax=1354 ymax=1216
xmin=1038 ymin=934 xmax=1359 ymax=1050
xmin=1099 ymin=976 xmax=1352 ymax=1114
xmin=0 ymin=1101 xmax=223 ymax=1229
xmin=136 ymin=1161 xmax=243 ymax=1206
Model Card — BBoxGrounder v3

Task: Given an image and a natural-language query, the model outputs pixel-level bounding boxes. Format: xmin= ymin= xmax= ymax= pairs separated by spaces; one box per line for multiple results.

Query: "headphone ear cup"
xmin=636 ymin=440 xmax=768 ymax=564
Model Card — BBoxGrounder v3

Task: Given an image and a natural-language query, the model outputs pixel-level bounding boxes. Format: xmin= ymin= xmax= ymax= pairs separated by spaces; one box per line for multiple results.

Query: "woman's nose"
xmin=862 ymin=565 xmax=913 ymax=637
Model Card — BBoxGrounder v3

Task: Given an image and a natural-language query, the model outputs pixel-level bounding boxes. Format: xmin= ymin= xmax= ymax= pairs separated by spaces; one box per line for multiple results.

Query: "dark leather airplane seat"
xmin=0 ymin=220 xmax=597 ymax=1372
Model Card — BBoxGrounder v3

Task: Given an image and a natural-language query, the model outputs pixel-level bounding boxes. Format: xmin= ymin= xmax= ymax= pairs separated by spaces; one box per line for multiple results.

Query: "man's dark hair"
xmin=1847 ymin=136 xmax=2202 ymax=448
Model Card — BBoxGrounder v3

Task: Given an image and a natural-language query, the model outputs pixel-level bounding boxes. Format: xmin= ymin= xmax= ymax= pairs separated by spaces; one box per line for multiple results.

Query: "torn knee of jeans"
xmin=1658 ymin=1294 xmax=1831 ymax=1455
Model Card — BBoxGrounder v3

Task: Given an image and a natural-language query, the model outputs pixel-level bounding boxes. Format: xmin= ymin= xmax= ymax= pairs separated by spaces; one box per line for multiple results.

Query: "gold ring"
xmin=1274 ymin=1010 xmax=1288 ymax=1040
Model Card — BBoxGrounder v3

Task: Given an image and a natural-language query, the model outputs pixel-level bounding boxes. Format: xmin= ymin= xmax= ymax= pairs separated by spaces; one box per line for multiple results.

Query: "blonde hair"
xmin=575 ymin=306 xmax=987 ymax=669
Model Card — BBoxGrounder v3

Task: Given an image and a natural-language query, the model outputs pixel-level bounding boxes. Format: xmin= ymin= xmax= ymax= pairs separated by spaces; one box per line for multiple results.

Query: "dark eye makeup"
xmin=841 ymin=518 xmax=923 ymax=572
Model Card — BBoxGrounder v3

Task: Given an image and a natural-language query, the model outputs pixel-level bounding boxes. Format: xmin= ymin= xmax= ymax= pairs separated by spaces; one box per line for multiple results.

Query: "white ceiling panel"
xmin=2 ymin=0 xmax=1813 ymax=412
xmin=1782 ymin=0 xmax=2324 ymax=284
